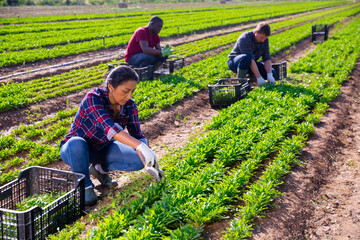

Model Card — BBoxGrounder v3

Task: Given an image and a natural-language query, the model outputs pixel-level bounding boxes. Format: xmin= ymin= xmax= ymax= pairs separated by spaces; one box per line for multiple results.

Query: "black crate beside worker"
xmin=124 ymin=16 xmax=173 ymax=79
xmin=0 ymin=167 xmax=85 ymax=240
xmin=59 ymin=66 xmax=165 ymax=206
xmin=227 ymin=22 xmax=276 ymax=86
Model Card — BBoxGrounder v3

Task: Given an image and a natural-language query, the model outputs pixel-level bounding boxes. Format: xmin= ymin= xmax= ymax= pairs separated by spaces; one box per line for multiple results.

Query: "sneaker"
xmin=89 ymin=164 xmax=118 ymax=188
xmin=85 ymin=187 xmax=98 ymax=206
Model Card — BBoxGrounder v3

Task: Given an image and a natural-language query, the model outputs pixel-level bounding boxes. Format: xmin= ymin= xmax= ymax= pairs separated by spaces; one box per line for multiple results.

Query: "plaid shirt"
xmin=228 ymin=30 xmax=271 ymax=61
xmin=60 ymin=88 xmax=145 ymax=150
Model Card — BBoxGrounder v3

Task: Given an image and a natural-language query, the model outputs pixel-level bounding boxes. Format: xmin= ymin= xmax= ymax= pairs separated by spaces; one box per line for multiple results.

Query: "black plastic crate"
xmin=208 ymin=78 xmax=250 ymax=108
xmin=136 ymin=65 xmax=153 ymax=81
xmin=272 ymin=61 xmax=287 ymax=80
xmin=108 ymin=62 xmax=153 ymax=81
xmin=162 ymin=56 xmax=185 ymax=74
xmin=311 ymin=24 xmax=329 ymax=43
xmin=0 ymin=166 xmax=85 ymax=240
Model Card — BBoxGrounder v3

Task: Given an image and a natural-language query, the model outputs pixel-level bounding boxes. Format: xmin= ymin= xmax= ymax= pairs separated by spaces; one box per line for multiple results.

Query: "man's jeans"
xmin=60 ymin=137 xmax=147 ymax=188
xmin=127 ymin=52 xmax=167 ymax=69
xmin=227 ymin=54 xmax=276 ymax=79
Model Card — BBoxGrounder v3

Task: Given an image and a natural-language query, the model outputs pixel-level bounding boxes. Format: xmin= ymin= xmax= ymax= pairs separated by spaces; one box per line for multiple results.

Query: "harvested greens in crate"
xmin=0 ymin=166 xmax=85 ymax=240
xmin=208 ymin=78 xmax=250 ymax=108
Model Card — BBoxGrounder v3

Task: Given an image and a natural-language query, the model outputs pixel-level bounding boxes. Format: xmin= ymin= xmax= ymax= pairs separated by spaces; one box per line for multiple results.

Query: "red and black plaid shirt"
xmin=60 ymin=88 xmax=145 ymax=150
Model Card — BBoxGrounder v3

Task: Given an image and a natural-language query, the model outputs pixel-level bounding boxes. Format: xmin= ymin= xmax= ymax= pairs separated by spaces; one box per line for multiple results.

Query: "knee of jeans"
xmin=237 ymin=54 xmax=252 ymax=70
xmin=61 ymin=137 xmax=88 ymax=162
xmin=139 ymin=55 xmax=157 ymax=67
xmin=242 ymin=54 xmax=252 ymax=64
xmin=136 ymin=161 xmax=145 ymax=171
xmin=227 ymin=59 xmax=237 ymax=73
xmin=67 ymin=137 xmax=88 ymax=150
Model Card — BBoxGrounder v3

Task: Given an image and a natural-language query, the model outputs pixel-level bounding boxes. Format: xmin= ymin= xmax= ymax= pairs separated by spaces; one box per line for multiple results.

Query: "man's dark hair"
xmin=255 ymin=22 xmax=271 ymax=36
xmin=149 ymin=16 xmax=163 ymax=25
xmin=104 ymin=65 xmax=139 ymax=89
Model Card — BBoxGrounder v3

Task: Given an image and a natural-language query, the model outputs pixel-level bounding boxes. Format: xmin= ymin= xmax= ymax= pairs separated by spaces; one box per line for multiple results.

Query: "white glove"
xmin=267 ymin=73 xmax=276 ymax=84
xmin=145 ymin=165 xmax=165 ymax=181
xmin=136 ymin=142 xmax=165 ymax=181
xmin=257 ymin=76 xmax=266 ymax=85
xmin=136 ymin=142 xmax=156 ymax=167
xmin=153 ymin=160 xmax=165 ymax=179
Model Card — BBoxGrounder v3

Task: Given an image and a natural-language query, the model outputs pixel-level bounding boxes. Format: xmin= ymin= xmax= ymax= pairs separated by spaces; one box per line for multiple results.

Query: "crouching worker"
xmin=59 ymin=66 xmax=165 ymax=206
xmin=227 ymin=22 xmax=276 ymax=86
xmin=124 ymin=16 xmax=172 ymax=71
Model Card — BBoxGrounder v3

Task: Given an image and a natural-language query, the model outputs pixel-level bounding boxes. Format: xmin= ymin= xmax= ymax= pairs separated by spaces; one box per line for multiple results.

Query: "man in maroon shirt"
xmin=125 ymin=16 xmax=169 ymax=71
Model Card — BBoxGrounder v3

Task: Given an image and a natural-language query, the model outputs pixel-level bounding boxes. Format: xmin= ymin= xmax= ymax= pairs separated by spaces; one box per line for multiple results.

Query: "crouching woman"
xmin=59 ymin=65 xmax=164 ymax=206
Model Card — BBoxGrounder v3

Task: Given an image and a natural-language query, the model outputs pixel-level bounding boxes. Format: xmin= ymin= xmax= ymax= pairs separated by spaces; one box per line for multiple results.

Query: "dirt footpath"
xmin=252 ymin=61 xmax=360 ymax=239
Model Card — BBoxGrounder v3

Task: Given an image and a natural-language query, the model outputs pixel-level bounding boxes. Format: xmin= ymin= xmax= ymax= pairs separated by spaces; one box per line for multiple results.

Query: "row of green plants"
xmin=1 ymin=4 xmax=358 ymax=114
xmin=224 ymin=17 xmax=360 ymax=238
xmin=172 ymin=4 xmax=360 ymax=57
xmin=0 ymin=10 xmax=356 ymax=185
xmin=0 ymin=1 xmax=346 ymax=67
xmin=0 ymin=2 xmax=288 ymax=35
xmin=67 ymin=16 xmax=360 ymax=240
xmin=2 ymin=8 xmax=247 ymax=50
xmin=0 ymin=108 xmax=77 ymax=184
xmin=289 ymin=22 xmax=360 ymax=76
xmin=0 ymin=2 xmax=279 ymax=25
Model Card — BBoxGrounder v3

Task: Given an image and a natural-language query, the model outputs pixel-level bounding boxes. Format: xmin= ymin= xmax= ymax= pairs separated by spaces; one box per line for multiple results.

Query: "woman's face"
xmin=108 ymin=80 xmax=137 ymax=106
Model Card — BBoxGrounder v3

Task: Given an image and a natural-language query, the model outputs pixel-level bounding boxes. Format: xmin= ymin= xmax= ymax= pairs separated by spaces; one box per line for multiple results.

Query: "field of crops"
xmin=1 ymin=1 xmax=360 ymax=239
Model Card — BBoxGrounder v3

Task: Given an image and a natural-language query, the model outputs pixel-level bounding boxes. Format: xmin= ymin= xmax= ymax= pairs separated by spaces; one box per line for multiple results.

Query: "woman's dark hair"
xmin=104 ymin=65 xmax=139 ymax=90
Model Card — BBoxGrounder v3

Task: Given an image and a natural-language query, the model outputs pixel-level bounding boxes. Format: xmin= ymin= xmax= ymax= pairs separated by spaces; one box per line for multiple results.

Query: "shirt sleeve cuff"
xmin=106 ymin=123 xmax=123 ymax=140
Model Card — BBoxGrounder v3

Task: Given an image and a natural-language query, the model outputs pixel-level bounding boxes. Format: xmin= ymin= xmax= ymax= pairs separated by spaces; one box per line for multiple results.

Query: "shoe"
xmin=89 ymin=164 xmax=118 ymax=188
xmin=236 ymin=69 xmax=248 ymax=78
xmin=85 ymin=187 xmax=98 ymax=206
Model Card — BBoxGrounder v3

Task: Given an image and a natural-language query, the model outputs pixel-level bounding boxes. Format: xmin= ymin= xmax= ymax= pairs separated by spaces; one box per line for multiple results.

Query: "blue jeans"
xmin=60 ymin=136 xmax=147 ymax=188
xmin=227 ymin=54 xmax=276 ymax=79
xmin=127 ymin=53 xmax=167 ymax=68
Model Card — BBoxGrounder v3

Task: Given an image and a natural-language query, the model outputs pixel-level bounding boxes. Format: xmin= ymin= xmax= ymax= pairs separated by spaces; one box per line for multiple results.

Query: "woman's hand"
xmin=136 ymin=142 xmax=165 ymax=181
xmin=113 ymin=131 xmax=165 ymax=180
xmin=136 ymin=142 xmax=156 ymax=167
